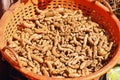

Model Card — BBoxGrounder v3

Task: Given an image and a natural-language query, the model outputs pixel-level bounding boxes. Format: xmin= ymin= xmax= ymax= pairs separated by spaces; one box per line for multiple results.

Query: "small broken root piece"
xmin=45 ymin=11 xmax=55 ymax=17
xmin=54 ymin=22 xmax=64 ymax=32
xmin=41 ymin=67 xmax=49 ymax=76
xmin=58 ymin=44 xmax=74 ymax=53
xmin=83 ymin=34 xmax=88 ymax=48
xmin=52 ymin=46 xmax=60 ymax=57
xmin=31 ymin=54 xmax=43 ymax=63
xmin=80 ymin=61 xmax=87 ymax=69
xmin=21 ymin=21 xmax=35 ymax=28
xmin=98 ymin=47 xmax=107 ymax=56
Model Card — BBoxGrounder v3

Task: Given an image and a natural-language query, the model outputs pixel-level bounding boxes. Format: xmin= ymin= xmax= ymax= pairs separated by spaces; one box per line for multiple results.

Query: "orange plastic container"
xmin=0 ymin=0 xmax=120 ymax=80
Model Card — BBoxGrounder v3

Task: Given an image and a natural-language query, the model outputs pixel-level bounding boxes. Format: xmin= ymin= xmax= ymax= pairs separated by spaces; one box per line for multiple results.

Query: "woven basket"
xmin=0 ymin=0 xmax=120 ymax=80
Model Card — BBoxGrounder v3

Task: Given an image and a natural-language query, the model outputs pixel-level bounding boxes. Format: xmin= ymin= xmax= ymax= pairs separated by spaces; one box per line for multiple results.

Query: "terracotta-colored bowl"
xmin=0 ymin=0 xmax=120 ymax=80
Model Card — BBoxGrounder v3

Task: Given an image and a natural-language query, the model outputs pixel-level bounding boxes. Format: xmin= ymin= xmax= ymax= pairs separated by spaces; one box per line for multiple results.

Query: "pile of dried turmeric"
xmin=8 ymin=7 xmax=114 ymax=78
